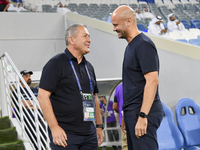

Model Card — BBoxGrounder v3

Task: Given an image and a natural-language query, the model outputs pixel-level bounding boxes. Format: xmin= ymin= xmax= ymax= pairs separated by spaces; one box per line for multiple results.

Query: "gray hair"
xmin=65 ymin=23 xmax=86 ymax=46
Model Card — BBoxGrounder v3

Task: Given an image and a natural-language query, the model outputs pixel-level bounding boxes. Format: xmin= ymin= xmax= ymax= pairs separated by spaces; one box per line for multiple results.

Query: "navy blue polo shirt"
xmin=123 ymin=33 xmax=163 ymax=117
xmin=39 ymin=48 xmax=99 ymax=135
xmin=13 ymin=87 xmax=40 ymax=120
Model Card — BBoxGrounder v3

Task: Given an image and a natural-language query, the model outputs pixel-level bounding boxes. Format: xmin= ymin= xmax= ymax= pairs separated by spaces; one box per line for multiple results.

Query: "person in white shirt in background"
xmin=16 ymin=2 xmax=26 ymax=12
xmin=7 ymin=2 xmax=15 ymax=11
xmin=141 ymin=7 xmax=155 ymax=19
xmin=7 ymin=2 xmax=26 ymax=12
xmin=56 ymin=2 xmax=70 ymax=14
xmin=167 ymin=13 xmax=185 ymax=32
xmin=148 ymin=16 xmax=168 ymax=36
xmin=135 ymin=8 xmax=142 ymax=20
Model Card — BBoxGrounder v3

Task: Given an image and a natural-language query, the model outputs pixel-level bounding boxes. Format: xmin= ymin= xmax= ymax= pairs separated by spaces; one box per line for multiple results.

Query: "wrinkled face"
xmin=73 ymin=26 xmax=91 ymax=55
xmin=22 ymin=74 xmax=32 ymax=85
xmin=170 ymin=16 xmax=175 ymax=21
xmin=111 ymin=15 xmax=127 ymax=39
xmin=156 ymin=21 xmax=162 ymax=25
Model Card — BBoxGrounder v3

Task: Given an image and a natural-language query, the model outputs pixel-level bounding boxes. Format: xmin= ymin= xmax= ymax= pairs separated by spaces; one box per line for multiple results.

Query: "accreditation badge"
xmin=82 ymin=93 xmax=96 ymax=121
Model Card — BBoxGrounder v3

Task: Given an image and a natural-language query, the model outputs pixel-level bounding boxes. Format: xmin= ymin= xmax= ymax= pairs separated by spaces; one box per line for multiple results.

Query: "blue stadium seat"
xmin=157 ymin=101 xmax=184 ymax=150
xmin=194 ymin=23 xmax=200 ymax=29
xmin=176 ymin=39 xmax=188 ymax=43
xmin=188 ymin=39 xmax=200 ymax=46
xmin=175 ymin=98 xmax=200 ymax=150
xmin=181 ymin=20 xmax=190 ymax=25
xmin=182 ymin=23 xmax=191 ymax=29
xmin=137 ymin=23 xmax=146 ymax=31
xmin=190 ymin=20 xmax=200 ymax=28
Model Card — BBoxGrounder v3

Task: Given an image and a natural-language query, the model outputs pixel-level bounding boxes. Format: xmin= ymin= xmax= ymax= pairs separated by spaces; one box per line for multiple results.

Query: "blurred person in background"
xmin=0 ymin=0 xmax=10 ymax=11
xmin=135 ymin=8 xmax=142 ymax=20
xmin=56 ymin=2 xmax=70 ymax=14
xmin=141 ymin=7 xmax=155 ymax=19
xmin=148 ymin=16 xmax=168 ymax=36
xmin=113 ymin=83 xmax=128 ymax=150
xmin=167 ymin=13 xmax=185 ymax=32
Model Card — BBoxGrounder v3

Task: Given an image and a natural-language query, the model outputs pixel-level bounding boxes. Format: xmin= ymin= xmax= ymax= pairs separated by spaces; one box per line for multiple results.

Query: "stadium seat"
xmin=176 ymin=39 xmax=188 ymax=43
xmin=189 ymin=28 xmax=200 ymax=36
xmin=168 ymin=32 xmax=184 ymax=40
xmin=42 ymin=4 xmax=52 ymax=12
xmin=157 ymin=101 xmax=184 ymax=150
xmin=181 ymin=31 xmax=198 ymax=41
xmin=190 ymin=19 xmax=200 ymax=28
xmin=182 ymin=23 xmax=191 ymax=29
xmin=175 ymin=98 xmax=200 ymax=150
xmin=188 ymin=39 xmax=200 ymax=46
xmin=194 ymin=23 xmax=200 ymax=29
xmin=137 ymin=23 xmax=146 ymax=31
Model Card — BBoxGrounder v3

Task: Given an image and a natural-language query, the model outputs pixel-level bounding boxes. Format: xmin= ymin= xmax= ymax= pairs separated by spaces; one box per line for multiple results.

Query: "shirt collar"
xmin=64 ymin=48 xmax=87 ymax=64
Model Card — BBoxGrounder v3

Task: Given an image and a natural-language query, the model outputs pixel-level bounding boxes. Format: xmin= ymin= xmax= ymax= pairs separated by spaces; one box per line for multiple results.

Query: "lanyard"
xmin=65 ymin=52 xmax=94 ymax=93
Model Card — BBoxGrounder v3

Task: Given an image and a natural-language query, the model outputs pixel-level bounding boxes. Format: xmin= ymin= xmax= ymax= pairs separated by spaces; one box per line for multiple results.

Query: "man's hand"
xmin=51 ymin=125 xmax=68 ymax=147
xmin=176 ymin=20 xmax=181 ymax=25
xmin=96 ymin=128 xmax=104 ymax=146
xmin=135 ymin=117 xmax=147 ymax=138
xmin=161 ymin=29 xmax=167 ymax=33
xmin=121 ymin=116 xmax=126 ymax=134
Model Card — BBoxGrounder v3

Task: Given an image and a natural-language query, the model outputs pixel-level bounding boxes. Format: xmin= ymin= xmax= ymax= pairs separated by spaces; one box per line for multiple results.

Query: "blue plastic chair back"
xmin=175 ymin=98 xmax=200 ymax=148
xmin=190 ymin=20 xmax=200 ymax=28
xmin=176 ymin=39 xmax=188 ymax=43
xmin=188 ymin=39 xmax=200 ymax=46
xmin=194 ymin=23 xmax=200 ymax=29
xmin=182 ymin=23 xmax=191 ymax=29
xmin=137 ymin=23 xmax=146 ymax=31
xmin=157 ymin=101 xmax=184 ymax=150
xmin=181 ymin=20 xmax=190 ymax=24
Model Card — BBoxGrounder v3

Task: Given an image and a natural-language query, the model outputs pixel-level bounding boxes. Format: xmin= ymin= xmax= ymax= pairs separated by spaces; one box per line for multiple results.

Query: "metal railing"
xmin=0 ymin=52 xmax=51 ymax=150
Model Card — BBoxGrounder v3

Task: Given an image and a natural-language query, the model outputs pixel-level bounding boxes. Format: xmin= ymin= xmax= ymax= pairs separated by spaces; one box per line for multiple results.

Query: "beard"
xmin=27 ymin=79 xmax=31 ymax=86
xmin=117 ymin=30 xmax=126 ymax=39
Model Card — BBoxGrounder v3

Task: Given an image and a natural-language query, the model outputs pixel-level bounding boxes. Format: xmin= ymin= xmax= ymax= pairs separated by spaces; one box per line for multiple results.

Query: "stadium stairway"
xmin=0 ymin=116 xmax=24 ymax=150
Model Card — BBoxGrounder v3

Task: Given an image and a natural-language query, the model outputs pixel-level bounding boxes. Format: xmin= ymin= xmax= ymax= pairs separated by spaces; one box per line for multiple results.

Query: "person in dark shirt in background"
xmin=0 ymin=0 xmax=10 ymax=11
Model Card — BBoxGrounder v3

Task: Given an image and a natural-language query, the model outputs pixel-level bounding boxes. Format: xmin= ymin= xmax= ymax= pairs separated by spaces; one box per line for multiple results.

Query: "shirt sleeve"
xmin=114 ymin=96 xmax=118 ymax=103
xmin=114 ymin=86 xmax=119 ymax=103
xmin=137 ymin=41 xmax=159 ymax=75
xmin=39 ymin=59 xmax=62 ymax=92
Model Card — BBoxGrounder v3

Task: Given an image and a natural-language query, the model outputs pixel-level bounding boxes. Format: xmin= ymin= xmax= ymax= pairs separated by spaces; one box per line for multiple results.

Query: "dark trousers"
xmin=124 ymin=112 xmax=163 ymax=150
xmin=49 ymin=129 xmax=98 ymax=150
xmin=0 ymin=4 xmax=7 ymax=11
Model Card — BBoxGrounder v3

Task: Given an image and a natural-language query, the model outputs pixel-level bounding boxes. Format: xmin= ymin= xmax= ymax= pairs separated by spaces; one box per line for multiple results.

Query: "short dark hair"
xmin=98 ymin=96 xmax=106 ymax=99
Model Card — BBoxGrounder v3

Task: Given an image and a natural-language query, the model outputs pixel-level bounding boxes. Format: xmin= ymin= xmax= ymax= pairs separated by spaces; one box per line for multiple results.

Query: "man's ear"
xmin=68 ymin=36 xmax=74 ymax=45
xmin=125 ymin=18 xmax=131 ymax=27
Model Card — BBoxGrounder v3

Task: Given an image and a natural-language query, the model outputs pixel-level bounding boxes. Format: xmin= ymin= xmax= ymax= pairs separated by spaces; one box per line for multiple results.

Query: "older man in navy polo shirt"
xmin=38 ymin=24 xmax=104 ymax=150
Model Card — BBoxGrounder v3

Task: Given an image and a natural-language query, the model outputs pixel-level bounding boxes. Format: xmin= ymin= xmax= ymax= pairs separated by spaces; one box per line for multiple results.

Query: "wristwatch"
xmin=139 ymin=112 xmax=148 ymax=118
xmin=96 ymin=124 xmax=104 ymax=129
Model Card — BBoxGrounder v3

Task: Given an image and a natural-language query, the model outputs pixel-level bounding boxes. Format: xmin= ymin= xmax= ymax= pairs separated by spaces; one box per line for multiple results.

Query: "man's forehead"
xmin=77 ymin=26 xmax=89 ymax=34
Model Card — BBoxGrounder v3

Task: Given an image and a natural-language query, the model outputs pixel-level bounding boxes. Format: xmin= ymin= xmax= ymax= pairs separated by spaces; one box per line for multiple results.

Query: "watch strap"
xmin=96 ymin=124 xmax=104 ymax=129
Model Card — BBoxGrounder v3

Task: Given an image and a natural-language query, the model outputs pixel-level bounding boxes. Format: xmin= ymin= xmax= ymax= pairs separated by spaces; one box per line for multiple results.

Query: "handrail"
xmin=0 ymin=52 xmax=51 ymax=150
